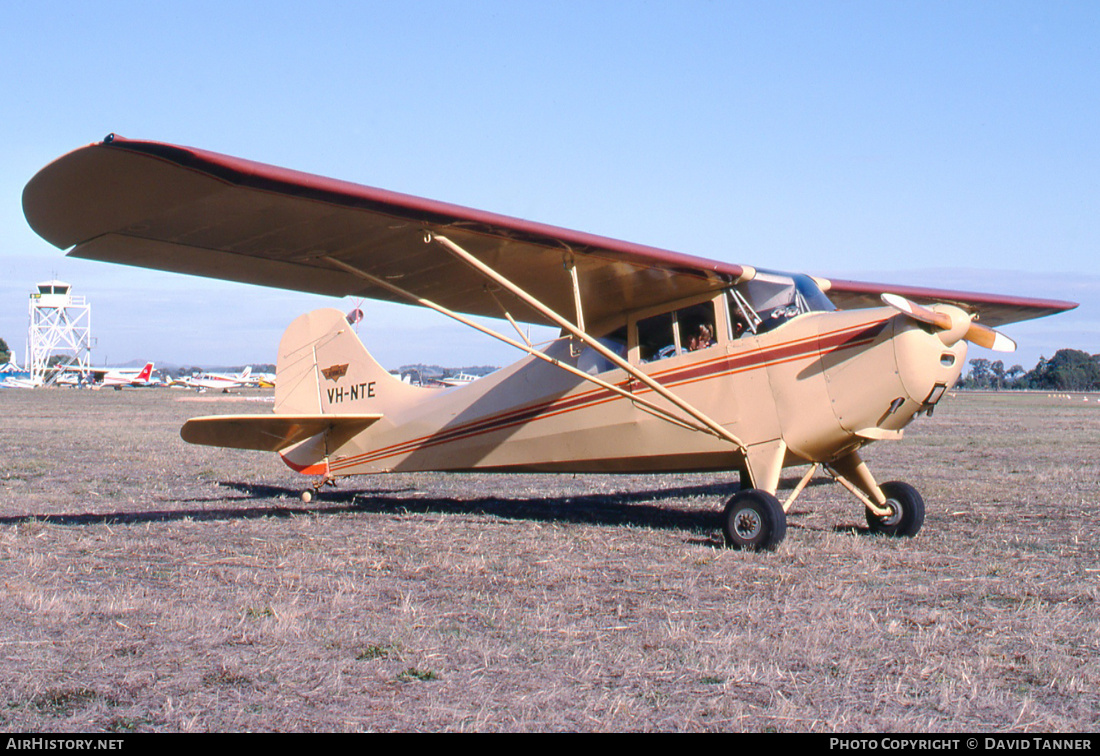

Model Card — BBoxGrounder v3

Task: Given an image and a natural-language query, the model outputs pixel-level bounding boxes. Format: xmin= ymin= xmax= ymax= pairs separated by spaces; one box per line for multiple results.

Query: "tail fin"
xmin=239 ymin=365 xmax=252 ymax=380
xmin=274 ymin=308 xmax=425 ymax=416
xmin=137 ymin=362 xmax=154 ymax=382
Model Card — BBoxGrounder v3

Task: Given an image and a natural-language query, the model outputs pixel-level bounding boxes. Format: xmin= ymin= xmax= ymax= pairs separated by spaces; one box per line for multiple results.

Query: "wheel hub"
xmin=734 ymin=508 xmax=762 ymax=540
xmin=879 ymin=499 xmax=902 ymax=526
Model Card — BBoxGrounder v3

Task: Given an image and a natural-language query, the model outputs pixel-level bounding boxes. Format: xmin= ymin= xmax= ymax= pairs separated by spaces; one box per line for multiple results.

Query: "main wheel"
xmin=865 ymin=481 xmax=925 ymax=537
xmin=722 ymin=489 xmax=787 ymax=551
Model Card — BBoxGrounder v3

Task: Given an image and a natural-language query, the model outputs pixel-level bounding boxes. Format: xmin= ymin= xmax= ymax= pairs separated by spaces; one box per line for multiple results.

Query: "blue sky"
xmin=1 ymin=1 xmax=1096 ymax=370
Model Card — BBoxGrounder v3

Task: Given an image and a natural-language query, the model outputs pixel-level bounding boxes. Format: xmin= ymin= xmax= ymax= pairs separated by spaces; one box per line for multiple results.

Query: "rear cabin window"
xmin=638 ymin=312 xmax=676 ymax=362
xmin=576 ymin=326 xmax=628 ymax=375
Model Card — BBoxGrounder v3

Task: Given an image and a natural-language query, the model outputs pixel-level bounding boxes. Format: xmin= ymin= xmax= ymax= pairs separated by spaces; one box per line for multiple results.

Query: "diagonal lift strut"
xmin=320 ymin=233 xmax=748 ymax=452
xmin=428 ymin=234 xmax=747 ymax=453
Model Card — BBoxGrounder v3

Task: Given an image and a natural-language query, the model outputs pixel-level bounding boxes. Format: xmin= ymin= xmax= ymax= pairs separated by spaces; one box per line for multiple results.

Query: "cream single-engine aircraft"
xmin=24 ymin=135 xmax=1077 ymax=549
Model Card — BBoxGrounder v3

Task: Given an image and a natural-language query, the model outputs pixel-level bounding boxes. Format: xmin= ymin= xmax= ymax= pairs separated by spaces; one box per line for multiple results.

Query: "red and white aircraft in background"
xmin=101 ymin=361 xmax=156 ymax=388
xmin=58 ymin=361 xmax=156 ymax=388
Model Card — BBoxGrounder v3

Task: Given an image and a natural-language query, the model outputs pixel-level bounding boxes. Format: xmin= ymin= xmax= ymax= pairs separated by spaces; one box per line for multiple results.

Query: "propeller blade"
xmin=965 ymin=322 xmax=1017 ymax=352
xmin=881 ymin=293 xmax=1016 ymax=352
xmin=880 ymin=293 xmax=951 ymax=330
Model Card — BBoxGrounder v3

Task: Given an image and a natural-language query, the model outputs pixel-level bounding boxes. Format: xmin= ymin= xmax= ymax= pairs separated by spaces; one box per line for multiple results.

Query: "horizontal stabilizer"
xmin=181 ymin=414 xmax=383 ymax=452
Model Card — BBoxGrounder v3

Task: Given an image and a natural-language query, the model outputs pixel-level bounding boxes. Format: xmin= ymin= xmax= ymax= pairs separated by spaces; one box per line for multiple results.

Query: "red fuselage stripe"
xmin=326 ymin=318 xmax=889 ymax=472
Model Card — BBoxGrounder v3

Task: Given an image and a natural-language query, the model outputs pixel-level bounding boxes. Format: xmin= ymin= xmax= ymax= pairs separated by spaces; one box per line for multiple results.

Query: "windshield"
xmin=728 ymin=272 xmax=835 ymax=337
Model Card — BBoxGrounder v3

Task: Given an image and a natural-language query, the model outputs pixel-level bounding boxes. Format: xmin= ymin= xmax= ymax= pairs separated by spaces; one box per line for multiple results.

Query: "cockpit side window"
xmin=728 ymin=289 xmax=759 ymax=339
xmin=636 ymin=300 xmax=718 ymax=362
xmin=676 ymin=301 xmax=717 ymax=352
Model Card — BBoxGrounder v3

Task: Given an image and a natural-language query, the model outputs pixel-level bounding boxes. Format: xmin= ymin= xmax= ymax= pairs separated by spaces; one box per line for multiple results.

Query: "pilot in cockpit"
xmin=688 ymin=324 xmax=715 ymax=351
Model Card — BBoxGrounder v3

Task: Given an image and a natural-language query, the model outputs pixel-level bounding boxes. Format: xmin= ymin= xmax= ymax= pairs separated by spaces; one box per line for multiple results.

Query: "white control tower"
xmin=27 ymin=280 xmax=92 ymax=385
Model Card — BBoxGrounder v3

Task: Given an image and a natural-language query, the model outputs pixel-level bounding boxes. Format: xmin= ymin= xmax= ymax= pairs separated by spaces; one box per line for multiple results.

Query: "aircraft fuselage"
xmin=279 ymin=305 xmax=965 ymax=480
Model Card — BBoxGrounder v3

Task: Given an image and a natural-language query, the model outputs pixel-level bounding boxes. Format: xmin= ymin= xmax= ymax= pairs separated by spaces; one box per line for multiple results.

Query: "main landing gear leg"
xmin=722 ymin=439 xmax=788 ymax=551
xmin=827 ymin=451 xmax=925 ymax=538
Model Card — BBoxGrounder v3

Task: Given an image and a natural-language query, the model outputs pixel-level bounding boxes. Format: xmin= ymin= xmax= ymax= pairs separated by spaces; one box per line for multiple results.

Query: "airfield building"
xmin=26 ymin=280 xmax=92 ymax=386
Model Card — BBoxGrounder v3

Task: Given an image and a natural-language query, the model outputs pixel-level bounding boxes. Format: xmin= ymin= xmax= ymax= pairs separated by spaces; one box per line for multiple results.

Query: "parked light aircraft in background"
xmin=23 ymin=136 xmax=1078 ymax=549
xmin=437 ymin=372 xmax=484 ymax=388
xmin=80 ymin=361 xmax=156 ymax=389
xmin=252 ymin=371 xmax=277 ymax=388
xmin=183 ymin=366 xmax=253 ymax=392
xmin=0 ymin=376 xmax=40 ymax=389
xmin=0 ymin=360 xmax=34 ymax=389
xmin=3 ymin=360 xmax=154 ymax=388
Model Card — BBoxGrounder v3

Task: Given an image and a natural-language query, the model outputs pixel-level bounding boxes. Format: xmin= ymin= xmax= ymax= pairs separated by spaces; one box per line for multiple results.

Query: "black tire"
xmin=722 ymin=489 xmax=787 ymax=551
xmin=865 ymin=481 xmax=925 ymax=537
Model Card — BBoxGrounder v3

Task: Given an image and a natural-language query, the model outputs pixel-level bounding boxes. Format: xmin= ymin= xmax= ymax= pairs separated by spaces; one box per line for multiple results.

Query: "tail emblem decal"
xmin=321 ymin=363 xmax=349 ymax=382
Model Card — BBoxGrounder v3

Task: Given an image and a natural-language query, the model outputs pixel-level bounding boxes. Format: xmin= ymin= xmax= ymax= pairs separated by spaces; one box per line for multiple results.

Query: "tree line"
xmin=959 ymin=349 xmax=1100 ymax=391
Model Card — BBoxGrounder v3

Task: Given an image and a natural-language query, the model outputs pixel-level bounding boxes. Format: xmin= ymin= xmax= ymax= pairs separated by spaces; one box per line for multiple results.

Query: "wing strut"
xmin=565 ymin=255 xmax=585 ymax=356
xmin=425 ymin=234 xmax=748 ymax=453
xmin=321 ymin=255 xmax=725 ymax=438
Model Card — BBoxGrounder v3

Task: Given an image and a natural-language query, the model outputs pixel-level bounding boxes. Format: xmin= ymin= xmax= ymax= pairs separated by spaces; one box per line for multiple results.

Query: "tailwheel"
xmin=301 ymin=476 xmax=337 ymax=504
xmin=722 ymin=489 xmax=787 ymax=551
xmin=865 ymin=481 xmax=925 ymax=537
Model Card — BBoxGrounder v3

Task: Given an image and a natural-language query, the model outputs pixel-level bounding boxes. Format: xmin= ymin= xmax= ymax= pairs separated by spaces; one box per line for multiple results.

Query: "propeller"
xmin=881 ymin=293 xmax=1016 ymax=353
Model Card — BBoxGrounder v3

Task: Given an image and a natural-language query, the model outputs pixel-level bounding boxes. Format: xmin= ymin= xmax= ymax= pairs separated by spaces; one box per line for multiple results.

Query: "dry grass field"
xmin=0 ymin=388 xmax=1097 ymax=732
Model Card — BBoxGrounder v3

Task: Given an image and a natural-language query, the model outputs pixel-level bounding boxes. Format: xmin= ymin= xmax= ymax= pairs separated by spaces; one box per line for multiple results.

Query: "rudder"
xmin=274 ymin=308 xmax=424 ymax=416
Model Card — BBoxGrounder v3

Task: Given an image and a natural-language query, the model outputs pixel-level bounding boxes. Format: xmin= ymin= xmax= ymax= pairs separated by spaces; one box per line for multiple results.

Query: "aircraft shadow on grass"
xmin=0 ymin=477 xmax=853 ymax=540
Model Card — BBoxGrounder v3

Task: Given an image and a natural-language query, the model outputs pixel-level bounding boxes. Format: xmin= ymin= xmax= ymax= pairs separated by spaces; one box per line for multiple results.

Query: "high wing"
xmin=24 ymin=135 xmax=1075 ymax=328
xmin=817 ymin=278 xmax=1074 ymax=329
xmin=23 ymin=136 xmax=744 ymax=330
